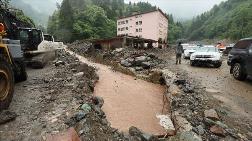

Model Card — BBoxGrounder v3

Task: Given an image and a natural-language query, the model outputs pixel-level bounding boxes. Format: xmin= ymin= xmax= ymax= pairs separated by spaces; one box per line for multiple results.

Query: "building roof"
xmin=118 ymin=8 xmax=168 ymax=20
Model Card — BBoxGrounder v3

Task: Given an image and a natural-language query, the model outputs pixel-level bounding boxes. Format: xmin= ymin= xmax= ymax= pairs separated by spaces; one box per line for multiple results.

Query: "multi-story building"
xmin=117 ymin=9 xmax=168 ymax=47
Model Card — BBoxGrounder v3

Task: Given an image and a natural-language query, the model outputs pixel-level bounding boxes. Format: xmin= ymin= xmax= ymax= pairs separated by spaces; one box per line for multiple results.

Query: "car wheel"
xmin=214 ymin=62 xmax=222 ymax=68
xmin=232 ymin=63 xmax=247 ymax=81
xmin=190 ymin=60 xmax=195 ymax=66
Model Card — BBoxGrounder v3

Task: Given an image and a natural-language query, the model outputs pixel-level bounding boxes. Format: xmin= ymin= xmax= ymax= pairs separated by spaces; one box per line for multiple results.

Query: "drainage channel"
xmin=72 ymin=52 xmax=168 ymax=135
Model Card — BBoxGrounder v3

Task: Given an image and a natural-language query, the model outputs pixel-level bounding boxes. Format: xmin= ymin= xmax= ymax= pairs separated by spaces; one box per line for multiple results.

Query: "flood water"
xmin=72 ymin=51 xmax=167 ymax=135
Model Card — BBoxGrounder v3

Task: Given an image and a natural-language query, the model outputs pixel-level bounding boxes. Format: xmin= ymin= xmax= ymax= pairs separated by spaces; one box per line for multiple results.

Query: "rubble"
xmin=0 ymin=110 xmax=17 ymax=125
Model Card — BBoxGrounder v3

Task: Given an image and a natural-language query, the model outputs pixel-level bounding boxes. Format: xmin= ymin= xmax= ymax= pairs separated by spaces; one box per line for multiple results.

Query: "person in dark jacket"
xmin=176 ymin=42 xmax=183 ymax=64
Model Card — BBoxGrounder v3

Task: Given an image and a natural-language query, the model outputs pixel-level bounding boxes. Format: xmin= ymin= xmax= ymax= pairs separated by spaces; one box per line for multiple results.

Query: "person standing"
xmin=175 ymin=42 xmax=183 ymax=64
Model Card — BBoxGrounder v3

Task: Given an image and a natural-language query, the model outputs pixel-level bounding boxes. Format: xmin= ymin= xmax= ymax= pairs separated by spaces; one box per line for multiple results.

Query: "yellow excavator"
xmin=0 ymin=23 xmax=14 ymax=111
xmin=0 ymin=22 xmax=27 ymax=111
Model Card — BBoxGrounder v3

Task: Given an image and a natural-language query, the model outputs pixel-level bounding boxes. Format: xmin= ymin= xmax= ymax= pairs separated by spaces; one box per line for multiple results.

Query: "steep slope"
xmin=186 ymin=0 xmax=252 ymax=40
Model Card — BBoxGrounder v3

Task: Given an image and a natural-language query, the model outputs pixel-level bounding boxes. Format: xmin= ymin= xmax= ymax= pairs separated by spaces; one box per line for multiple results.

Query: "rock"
xmin=0 ymin=110 xmax=17 ymax=125
xmin=73 ymin=72 xmax=84 ymax=77
xmin=204 ymin=109 xmax=220 ymax=121
xmin=129 ymin=126 xmax=147 ymax=141
xmin=129 ymin=126 xmax=142 ymax=136
xmin=93 ymin=105 xmax=105 ymax=117
xmin=135 ymin=56 xmax=147 ymax=65
xmin=210 ymin=125 xmax=226 ymax=137
xmin=141 ymin=62 xmax=151 ymax=69
xmin=174 ymin=79 xmax=186 ymax=85
xmin=126 ymin=58 xmax=135 ymax=64
xmin=156 ymin=115 xmax=176 ymax=136
xmin=75 ymin=111 xmax=87 ymax=121
xmin=172 ymin=111 xmax=192 ymax=133
xmin=46 ymin=127 xmax=80 ymax=141
xmin=120 ymin=60 xmax=132 ymax=67
xmin=215 ymin=121 xmax=228 ymax=129
xmin=147 ymin=53 xmax=156 ymax=59
xmin=80 ymin=104 xmax=91 ymax=113
xmin=169 ymin=131 xmax=202 ymax=141
xmin=204 ymin=118 xmax=216 ymax=126
xmin=92 ymin=96 xmax=104 ymax=108
xmin=115 ymin=48 xmax=124 ymax=53
xmin=55 ymin=60 xmax=65 ymax=66
xmin=196 ymin=125 xmax=205 ymax=135
xmin=135 ymin=67 xmax=143 ymax=71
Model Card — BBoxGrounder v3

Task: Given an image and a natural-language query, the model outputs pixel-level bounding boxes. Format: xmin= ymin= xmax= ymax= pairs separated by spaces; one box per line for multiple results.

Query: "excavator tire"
xmin=0 ymin=55 xmax=14 ymax=111
xmin=14 ymin=60 xmax=27 ymax=82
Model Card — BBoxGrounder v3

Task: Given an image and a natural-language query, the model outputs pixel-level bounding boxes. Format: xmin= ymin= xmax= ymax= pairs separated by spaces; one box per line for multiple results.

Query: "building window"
xmin=118 ymin=22 xmax=120 ymax=25
xmin=139 ymin=28 xmax=142 ymax=32
xmin=118 ymin=28 xmax=120 ymax=31
xmin=136 ymin=22 xmax=138 ymax=25
xmin=139 ymin=21 xmax=142 ymax=25
xmin=126 ymin=20 xmax=128 ymax=24
xmin=126 ymin=27 xmax=128 ymax=30
xmin=136 ymin=29 xmax=138 ymax=32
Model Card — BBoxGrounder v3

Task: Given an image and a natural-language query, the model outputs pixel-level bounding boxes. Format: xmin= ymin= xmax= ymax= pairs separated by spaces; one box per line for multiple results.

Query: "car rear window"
xmin=234 ymin=40 xmax=252 ymax=49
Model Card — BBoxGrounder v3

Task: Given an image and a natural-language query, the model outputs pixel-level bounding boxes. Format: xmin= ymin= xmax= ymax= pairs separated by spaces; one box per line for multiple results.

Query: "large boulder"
xmin=120 ymin=60 xmax=132 ymax=67
xmin=135 ymin=56 xmax=147 ymax=66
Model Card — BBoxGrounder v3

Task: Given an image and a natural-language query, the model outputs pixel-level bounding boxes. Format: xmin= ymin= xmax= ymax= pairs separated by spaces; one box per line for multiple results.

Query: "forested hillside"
xmin=47 ymin=0 xmax=183 ymax=43
xmin=186 ymin=0 xmax=252 ymax=41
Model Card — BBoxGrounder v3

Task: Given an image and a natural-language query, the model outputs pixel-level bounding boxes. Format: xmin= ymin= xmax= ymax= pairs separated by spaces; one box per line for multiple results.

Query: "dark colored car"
xmin=228 ymin=38 xmax=252 ymax=81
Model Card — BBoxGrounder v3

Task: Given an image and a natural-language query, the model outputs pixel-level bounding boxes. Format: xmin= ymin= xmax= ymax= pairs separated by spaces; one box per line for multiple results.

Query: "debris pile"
xmin=162 ymin=70 xmax=245 ymax=141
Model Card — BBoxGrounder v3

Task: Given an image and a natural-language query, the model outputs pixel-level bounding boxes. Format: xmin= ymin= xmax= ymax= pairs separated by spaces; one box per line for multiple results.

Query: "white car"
xmin=183 ymin=46 xmax=199 ymax=59
xmin=190 ymin=47 xmax=222 ymax=68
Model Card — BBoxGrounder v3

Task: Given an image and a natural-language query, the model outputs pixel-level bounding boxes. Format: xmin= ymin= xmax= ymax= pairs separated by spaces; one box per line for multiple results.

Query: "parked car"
xmin=190 ymin=47 xmax=222 ymax=68
xmin=227 ymin=38 xmax=252 ymax=81
xmin=183 ymin=46 xmax=199 ymax=59
xmin=223 ymin=43 xmax=234 ymax=55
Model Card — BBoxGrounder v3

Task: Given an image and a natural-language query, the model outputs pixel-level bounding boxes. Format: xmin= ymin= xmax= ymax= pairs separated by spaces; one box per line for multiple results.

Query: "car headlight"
xmin=190 ymin=55 xmax=196 ymax=60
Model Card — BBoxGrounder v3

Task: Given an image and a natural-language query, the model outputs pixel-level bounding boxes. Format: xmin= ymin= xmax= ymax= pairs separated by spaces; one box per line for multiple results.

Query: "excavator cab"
xmin=18 ymin=28 xmax=43 ymax=52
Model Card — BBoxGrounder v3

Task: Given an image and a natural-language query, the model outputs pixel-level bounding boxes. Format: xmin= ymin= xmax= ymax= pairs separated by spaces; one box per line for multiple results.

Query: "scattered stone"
xmin=141 ymin=62 xmax=151 ymax=69
xmin=92 ymin=96 xmax=104 ymax=108
xmin=0 ymin=110 xmax=17 ymax=125
xmin=196 ymin=125 xmax=205 ymax=135
xmin=80 ymin=104 xmax=92 ymax=113
xmin=55 ymin=60 xmax=65 ymax=66
xmin=120 ymin=60 xmax=132 ymax=67
xmin=210 ymin=125 xmax=226 ymax=137
xmin=73 ymin=72 xmax=84 ymax=77
xmin=204 ymin=109 xmax=220 ymax=121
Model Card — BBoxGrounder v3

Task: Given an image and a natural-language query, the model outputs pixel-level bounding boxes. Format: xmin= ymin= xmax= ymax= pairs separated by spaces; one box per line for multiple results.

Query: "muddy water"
xmin=73 ymin=53 xmax=167 ymax=135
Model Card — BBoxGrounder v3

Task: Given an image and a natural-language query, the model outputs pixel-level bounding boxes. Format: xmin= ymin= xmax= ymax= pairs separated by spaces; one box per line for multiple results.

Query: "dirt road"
xmin=73 ymin=53 xmax=167 ymax=135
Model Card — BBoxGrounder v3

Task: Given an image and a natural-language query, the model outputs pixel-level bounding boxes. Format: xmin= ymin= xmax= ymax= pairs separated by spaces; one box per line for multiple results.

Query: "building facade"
xmin=117 ymin=9 xmax=168 ymax=47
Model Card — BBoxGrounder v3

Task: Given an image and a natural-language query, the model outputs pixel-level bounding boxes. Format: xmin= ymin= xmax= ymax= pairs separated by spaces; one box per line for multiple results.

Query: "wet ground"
xmin=73 ymin=52 xmax=167 ymax=135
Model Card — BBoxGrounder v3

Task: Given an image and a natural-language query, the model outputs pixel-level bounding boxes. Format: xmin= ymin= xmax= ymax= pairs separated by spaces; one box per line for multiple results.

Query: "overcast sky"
xmin=125 ymin=0 xmax=227 ymax=20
